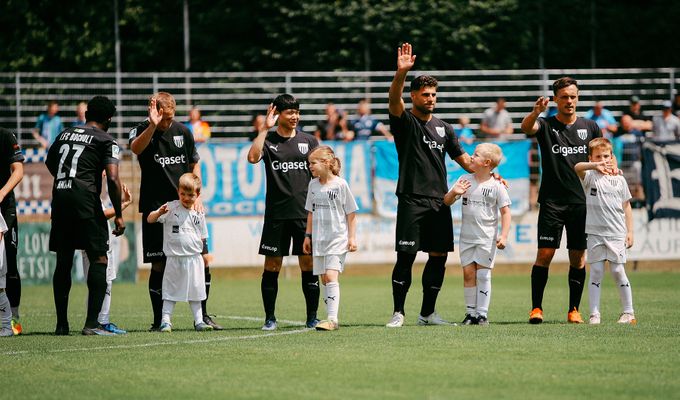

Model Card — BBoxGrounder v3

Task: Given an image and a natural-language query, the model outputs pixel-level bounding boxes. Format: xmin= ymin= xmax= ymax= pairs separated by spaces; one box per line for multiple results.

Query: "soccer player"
xmin=46 ymin=95 xmax=125 ymax=336
xmin=520 ymin=77 xmax=602 ymax=324
xmin=0 ymin=211 xmax=13 ymax=336
xmin=247 ymin=95 xmax=321 ymax=331
xmin=147 ymin=173 xmax=213 ymax=332
xmin=129 ymin=92 xmax=222 ymax=331
xmin=302 ymin=146 xmax=358 ymax=331
xmin=386 ymin=43 xmax=477 ymax=328
xmin=574 ymin=139 xmax=636 ymax=324
xmin=0 ymin=127 xmax=24 ymax=334
xmin=444 ymin=143 xmax=511 ymax=325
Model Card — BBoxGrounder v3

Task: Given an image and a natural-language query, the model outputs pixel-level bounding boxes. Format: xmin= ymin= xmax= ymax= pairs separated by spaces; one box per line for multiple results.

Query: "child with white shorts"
xmin=303 ymin=146 xmax=358 ymax=331
xmin=0 ymin=212 xmax=12 ymax=336
xmin=444 ymin=143 xmax=511 ymax=325
xmin=575 ymin=138 xmax=636 ymax=325
xmin=147 ymin=173 xmax=213 ymax=332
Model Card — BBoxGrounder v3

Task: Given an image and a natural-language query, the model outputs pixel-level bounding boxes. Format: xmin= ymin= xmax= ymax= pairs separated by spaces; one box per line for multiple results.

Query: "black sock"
xmin=202 ymin=268 xmax=211 ymax=317
xmin=420 ymin=255 xmax=447 ymax=317
xmin=392 ymin=252 xmax=416 ymax=315
xmin=301 ymin=270 xmax=319 ymax=320
xmin=53 ymin=250 xmax=74 ymax=327
xmin=149 ymin=269 xmax=164 ymax=327
xmin=531 ymin=265 xmax=549 ymax=310
xmin=568 ymin=266 xmax=586 ymax=311
xmin=85 ymin=261 xmax=107 ymax=328
xmin=261 ymin=270 xmax=279 ymax=321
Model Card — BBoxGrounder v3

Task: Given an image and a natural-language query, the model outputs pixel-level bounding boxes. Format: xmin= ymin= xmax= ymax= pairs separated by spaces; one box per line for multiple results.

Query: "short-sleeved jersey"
xmin=582 ymin=170 xmax=632 ymax=238
xmin=389 ymin=111 xmax=464 ymax=198
xmin=458 ymin=174 xmax=512 ymax=244
xmin=305 ymin=177 xmax=358 ymax=256
xmin=157 ymin=200 xmax=208 ymax=257
xmin=0 ymin=128 xmax=25 ymax=210
xmin=128 ymin=120 xmax=200 ymax=213
xmin=46 ymin=125 xmax=120 ymax=220
xmin=533 ymin=116 xmax=601 ymax=204
xmin=260 ymin=131 xmax=318 ymax=220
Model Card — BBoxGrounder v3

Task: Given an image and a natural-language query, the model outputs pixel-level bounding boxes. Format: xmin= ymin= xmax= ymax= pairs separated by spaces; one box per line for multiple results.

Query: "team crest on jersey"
xmin=327 ymin=189 xmax=339 ymax=200
xmin=192 ymin=215 xmax=201 ymax=225
xmin=173 ymin=135 xmax=184 ymax=148
xmin=298 ymin=143 xmax=309 ymax=154
xmin=435 ymin=126 xmax=446 ymax=137
xmin=112 ymin=144 xmax=121 ymax=159
xmin=74 ymin=128 xmax=84 ymax=133
xmin=577 ymin=129 xmax=588 ymax=140
xmin=482 ymin=187 xmax=492 ymax=197
xmin=590 ymin=187 xmax=597 ymax=196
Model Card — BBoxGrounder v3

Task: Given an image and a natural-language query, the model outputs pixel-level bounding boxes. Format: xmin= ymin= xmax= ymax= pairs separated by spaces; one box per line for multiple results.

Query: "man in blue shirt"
xmin=32 ymin=100 xmax=63 ymax=148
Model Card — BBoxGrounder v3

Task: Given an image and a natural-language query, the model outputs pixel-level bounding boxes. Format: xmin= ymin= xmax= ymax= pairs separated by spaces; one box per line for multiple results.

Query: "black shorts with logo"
xmin=537 ymin=202 xmax=587 ymax=250
xmin=49 ymin=215 xmax=109 ymax=256
xmin=395 ymin=194 xmax=454 ymax=254
xmin=142 ymin=212 xmax=166 ymax=263
xmin=258 ymin=218 xmax=306 ymax=257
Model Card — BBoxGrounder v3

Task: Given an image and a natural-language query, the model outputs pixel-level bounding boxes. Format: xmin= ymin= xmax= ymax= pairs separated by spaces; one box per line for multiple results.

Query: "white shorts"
xmin=163 ymin=254 xmax=206 ymax=302
xmin=587 ymin=234 xmax=627 ymax=264
xmin=313 ymin=254 xmax=346 ymax=276
xmin=82 ymin=235 xmax=120 ymax=282
xmin=459 ymin=241 xmax=496 ymax=269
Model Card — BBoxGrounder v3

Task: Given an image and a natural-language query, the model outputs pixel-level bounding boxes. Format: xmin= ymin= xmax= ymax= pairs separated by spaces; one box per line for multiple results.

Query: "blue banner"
xmin=641 ymin=140 xmax=680 ymax=220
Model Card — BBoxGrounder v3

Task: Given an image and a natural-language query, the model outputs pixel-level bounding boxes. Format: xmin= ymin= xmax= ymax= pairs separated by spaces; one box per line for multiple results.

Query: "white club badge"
xmin=435 ymin=126 xmax=446 ymax=138
xmin=298 ymin=142 xmax=309 ymax=154
xmin=173 ymin=135 xmax=184 ymax=148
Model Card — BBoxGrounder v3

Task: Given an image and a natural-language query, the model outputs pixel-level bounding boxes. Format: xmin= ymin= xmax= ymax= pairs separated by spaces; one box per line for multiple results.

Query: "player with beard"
xmin=129 ymin=92 xmax=222 ymax=331
xmin=385 ymin=43 xmax=478 ymax=328
xmin=520 ymin=77 xmax=602 ymax=324
xmin=247 ymin=94 xmax=321 ymax=331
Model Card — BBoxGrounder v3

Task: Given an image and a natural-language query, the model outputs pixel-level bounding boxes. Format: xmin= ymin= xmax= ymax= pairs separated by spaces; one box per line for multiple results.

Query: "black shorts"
xmin=142 ymin=212 xmax=166 ymax=263
xmin=258 ymin=218 xmax=306 ymax=257
xmin=0 ymin=205 xmax=18 ymax=277
xmin=537 ymin=202 xmax=587 ymax=250
xmin=395 ymin=194 xmax=453 ymax=254
xmin=49 ymin=215 xmax=108 ymax=256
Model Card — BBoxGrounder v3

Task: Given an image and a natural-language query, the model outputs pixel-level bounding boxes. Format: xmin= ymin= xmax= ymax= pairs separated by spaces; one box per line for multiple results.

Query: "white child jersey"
xmin=305 ymin=176 xmax=358 ymax=256
xmin=0 ymin=212 xmax=7 ymax=287
xmin=458 ymin=174 xmax=511 ymax=245
xmin=582 ymin=170 xmax=632 ymax=238
xmin=158 ymin=200 xmax=208 ymax=256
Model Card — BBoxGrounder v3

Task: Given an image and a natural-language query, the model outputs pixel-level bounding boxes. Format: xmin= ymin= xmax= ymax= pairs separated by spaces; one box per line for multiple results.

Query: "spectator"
xmin=652 ymin=101 xmax=680 ymax=140
xmin=619 ymin=96 xmax=653 ymax=138
xmin=31 ymin=100 xmax=63 ymax=148
xmin=72 ymin=102 xmax=87 ymax=127
xmin=479 ymin=98 xmax=513 ymax=140
xmin=350 ymin=99 xmax=392 ymax=140
xmin=453 ymin=116 xmax=475 ymax=145
xmin=248 ymin=112 xmax=266 ymax=141
xmin=313 ymin=103 xmax=354 ymax=141
xmin=584 ymin=101 xmax=618 ymax=138
xmin=184 ymin=106 xmax=211 ymax=143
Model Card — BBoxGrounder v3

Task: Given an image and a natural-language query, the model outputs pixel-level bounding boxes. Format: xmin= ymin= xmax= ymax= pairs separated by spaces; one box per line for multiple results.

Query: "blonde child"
xmin=575 ymin=138 xmax=636 ymax=324
xmin=444 ymin=143 xmax=511 ymax=325
xmin=303 ymin=146 xmax=358 ymax=331
xmin=147 ymin=173 xmax=212 ymax=332
xmin=0 ymin=212 xmax=12 ymax=336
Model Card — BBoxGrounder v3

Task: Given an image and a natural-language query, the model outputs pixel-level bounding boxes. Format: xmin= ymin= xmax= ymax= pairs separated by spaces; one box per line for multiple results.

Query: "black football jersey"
xmin=534 ymin=116 xmax=602 ymax=204
xmin=46 ymin=125 xmax=120 ymax=220
xmin=260 ymin=131 xmax=318 ymax=220
xmin=128 ymin=120 xmax=200 ymax=213
xmin=389 ymin=111 xmax=464 ymax=198
xmin=0 ymin=128 xmax=25 ymax=210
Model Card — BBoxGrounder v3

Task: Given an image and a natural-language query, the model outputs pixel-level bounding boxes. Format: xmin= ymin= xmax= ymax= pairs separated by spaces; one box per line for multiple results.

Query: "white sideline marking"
xmin=2 ymin=316 xmax=309 ymax=356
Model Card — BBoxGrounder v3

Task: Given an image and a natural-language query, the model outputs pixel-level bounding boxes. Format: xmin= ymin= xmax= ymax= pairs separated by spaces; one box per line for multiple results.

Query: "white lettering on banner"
xmin=198 ymin=146 xmax=216 ymax=201
xmin=215 ymin=146 xmax=238 ymax=199
xmin=238 ymin=146 xmax=262 ymax=198
xmin=208 ymin=201 xmax=265 ymax=215
xmin=551 ymin=144 xmax=587 ymax=157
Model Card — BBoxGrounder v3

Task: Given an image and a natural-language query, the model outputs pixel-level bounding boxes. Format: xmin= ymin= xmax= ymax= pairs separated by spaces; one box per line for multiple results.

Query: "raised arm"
xmin=388 ymin=43 xmax=416 ymax=117
xmin=103 ymin=184 xmax=131 ymax=220
xmin=247 ymin=103 xmax=277 ymax=164
xmin=574 ymin=160 xmax=612 ymax=180
xmin=521 ymin=97 xmax=549 ymax=135
xmin=147 ymin=203 xmax=169 ymax=224
xmin=130 ymin=97 xmax=163 ymax=155
xmin=443 ymin=178 xmax=471 ymax=206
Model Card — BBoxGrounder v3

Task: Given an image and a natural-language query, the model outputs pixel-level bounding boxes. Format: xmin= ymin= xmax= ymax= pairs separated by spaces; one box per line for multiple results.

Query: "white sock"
xmin=324 ymin=281 xmax=340 ymax=322
xmin=589 ymin=261 xmax=605 ymax=316
xmin=98 ymin=281 xmax=112 ymax=325
xmin=463 ymin=287 xmax=477 ymax=316
xmin=476 ymin=269 xmax=491 ymax=317
xmin=162 ymin=300 xmax=176 ymax=325
xmin=610 ymin=262 xmax=634 ymax=314
xmin=190 ymin=301 xmax=203 ymax=325
xmin=0 ymin=291 xmax=11 ymax=329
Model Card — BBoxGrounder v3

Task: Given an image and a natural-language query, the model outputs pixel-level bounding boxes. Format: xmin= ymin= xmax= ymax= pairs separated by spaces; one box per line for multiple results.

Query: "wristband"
xmin=304 ymin=233 xmax=312 ymax=238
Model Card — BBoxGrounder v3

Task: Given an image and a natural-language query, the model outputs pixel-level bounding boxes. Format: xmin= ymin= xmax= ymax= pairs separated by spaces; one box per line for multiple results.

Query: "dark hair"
xmin=410 ymin=75 xmax=438 ymax=92
xmin=552 ymin=77 xmax=578 ymax=96
xmin=85 ymin=96 xmax=116 ymax=123
xmin=272 ymin=94 xmax=299 ymax=112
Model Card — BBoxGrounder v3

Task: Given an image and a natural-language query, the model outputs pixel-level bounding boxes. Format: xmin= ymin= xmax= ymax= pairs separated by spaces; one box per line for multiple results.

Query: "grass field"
xmin=2 ymin=268 xmax=679 ymax=399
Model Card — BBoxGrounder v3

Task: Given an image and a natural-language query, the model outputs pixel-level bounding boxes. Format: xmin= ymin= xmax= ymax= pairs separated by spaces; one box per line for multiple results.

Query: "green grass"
xmin=2 ymin=269 xmax=679 ymax=399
